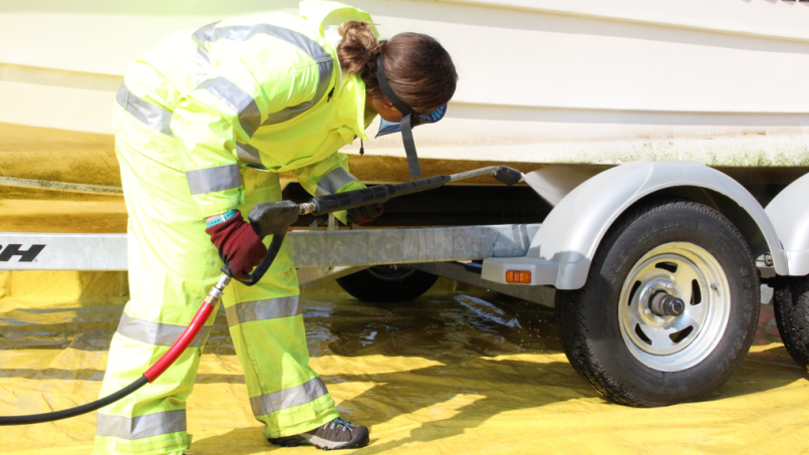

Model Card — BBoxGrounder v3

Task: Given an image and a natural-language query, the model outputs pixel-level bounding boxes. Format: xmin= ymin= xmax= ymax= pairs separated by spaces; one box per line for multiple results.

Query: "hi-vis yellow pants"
xmin=93 ymin=102 xmax=338 ymax=455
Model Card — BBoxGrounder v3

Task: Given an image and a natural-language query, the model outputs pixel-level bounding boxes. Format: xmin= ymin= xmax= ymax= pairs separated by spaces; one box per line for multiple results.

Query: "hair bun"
xmin=337 ymin=21 xmax=384 ymax=74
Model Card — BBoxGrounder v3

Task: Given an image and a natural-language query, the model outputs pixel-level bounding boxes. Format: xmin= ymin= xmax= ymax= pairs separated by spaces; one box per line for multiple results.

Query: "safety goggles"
xmin=376 ymin=105 xmax=446 ymax=135
xmin=375 ymin=57 xmax=447 ymax=178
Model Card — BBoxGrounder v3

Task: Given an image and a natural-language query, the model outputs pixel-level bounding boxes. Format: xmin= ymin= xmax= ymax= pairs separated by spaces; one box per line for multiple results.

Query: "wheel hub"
xmin=649 ymin=291 xmax=685 ymax=317
xmin=618 ymin=242 xmax=731 ymax=372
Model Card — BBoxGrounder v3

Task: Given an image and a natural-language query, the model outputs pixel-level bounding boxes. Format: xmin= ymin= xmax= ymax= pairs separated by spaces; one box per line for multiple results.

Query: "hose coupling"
xmin=299 ymin=202 xmax=317 ymax=215
xmin=205 ymin=274 xmax=231 ymax=306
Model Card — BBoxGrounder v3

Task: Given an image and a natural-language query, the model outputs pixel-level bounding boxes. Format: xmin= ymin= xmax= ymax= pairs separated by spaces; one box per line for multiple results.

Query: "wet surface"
xmin=0 ymin=272 xmax=807 ymax=454
xmin=0 ymin=279 xmax=561 ymax=380
xmin=303 ymin=288 xmax=559 ymax=359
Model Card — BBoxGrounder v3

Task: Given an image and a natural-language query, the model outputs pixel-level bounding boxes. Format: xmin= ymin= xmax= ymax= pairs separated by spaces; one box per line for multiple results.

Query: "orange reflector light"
xmin=506 ymin=270 xmax=532 ymax=284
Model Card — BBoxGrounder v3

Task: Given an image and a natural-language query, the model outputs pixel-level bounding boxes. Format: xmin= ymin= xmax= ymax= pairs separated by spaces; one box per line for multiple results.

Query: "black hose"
xmin=0 ymin=375 xmax=149 ymax=426
xmin=223 ymin=232 xmax=286 ymax=286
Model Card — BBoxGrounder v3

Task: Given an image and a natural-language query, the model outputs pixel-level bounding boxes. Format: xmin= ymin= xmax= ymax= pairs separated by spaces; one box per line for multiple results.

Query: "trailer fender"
xmin=511 ymin=161 xmax=786 ymax=290
xmin=766 ymin=172 xmax=809 ymax=277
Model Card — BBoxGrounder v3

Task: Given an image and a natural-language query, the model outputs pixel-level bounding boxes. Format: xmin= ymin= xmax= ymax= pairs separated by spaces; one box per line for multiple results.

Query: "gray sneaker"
xmin=268 ymin=418 xmax=370 ymax=450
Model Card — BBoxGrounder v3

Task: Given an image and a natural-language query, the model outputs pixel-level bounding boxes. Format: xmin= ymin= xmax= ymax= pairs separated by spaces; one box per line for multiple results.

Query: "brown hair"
xmin=338 ymin=21 xmax=457 ymax=114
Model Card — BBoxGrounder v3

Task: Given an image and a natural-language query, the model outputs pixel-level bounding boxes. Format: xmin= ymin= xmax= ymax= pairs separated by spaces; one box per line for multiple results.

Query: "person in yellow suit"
xmin=93 ymin=1 xmax=457 ymax=453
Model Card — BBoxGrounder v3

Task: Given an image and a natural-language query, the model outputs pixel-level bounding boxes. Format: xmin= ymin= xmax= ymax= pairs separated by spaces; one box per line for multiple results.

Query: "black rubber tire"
xmin=773 ymin=275 xmax=809 ymax=371
xmin=335 ymin=265 xmax=439 ymax=303
xmin=555 ymin=199 xmax=760 ymax=407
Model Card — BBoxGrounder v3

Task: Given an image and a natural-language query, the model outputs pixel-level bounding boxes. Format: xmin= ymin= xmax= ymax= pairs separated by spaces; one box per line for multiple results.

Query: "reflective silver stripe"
xmin=97 ymin=409 xmax=186 ymax=440
xmin=185 ymin=164 xmax=241 ymax=195
xmin=225 ymin=296 xmax=301 ymax=327
xmin=191 ymin=20 xmax=220 ymax=45
xmin=116 ymin=312 xmax=209 ymax=348
xmin=262 ymin=57 xmax=332 ymax=126
xmin=196 ymin=45 xmax=210 ymax=86
xmin=197 ymin=77 xmax=261 ymax=137
xmin=236 ymin=142 xmax=263 ymax=167
xmin=115 ymin=83 xmax=174 ymax=137
xmin=250 ymin=377 xmax=329 ymax=417
xmin=315 ymin=167 xmax=357 ymax=197
xmin=192 ymin=21 xmax=220 ymax=85
xmin=192 ymin=23 xmax=334 ymax=126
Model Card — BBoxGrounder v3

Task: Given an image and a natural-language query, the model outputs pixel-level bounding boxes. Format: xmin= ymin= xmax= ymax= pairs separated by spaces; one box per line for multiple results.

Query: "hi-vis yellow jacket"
xmin=113 ymin=1 xmax=377 ymax=217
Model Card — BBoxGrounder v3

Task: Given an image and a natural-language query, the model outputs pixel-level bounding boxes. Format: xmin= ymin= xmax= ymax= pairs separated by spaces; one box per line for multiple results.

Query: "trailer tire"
xmin=773 ymin=276 xmax=809 ymax=370
xmin=556 ymin=199 xmax=759 ymax=407
xmin=336 ymin=266 xmax=439 ymax=303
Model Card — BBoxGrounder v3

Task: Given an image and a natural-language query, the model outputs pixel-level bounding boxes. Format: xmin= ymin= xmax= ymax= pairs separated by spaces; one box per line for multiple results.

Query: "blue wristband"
xmin=206 ymin=209 xmax=239 ymax=228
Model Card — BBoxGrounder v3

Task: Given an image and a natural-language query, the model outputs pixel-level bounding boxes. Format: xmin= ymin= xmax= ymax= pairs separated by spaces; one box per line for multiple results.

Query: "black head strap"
xmin=376 ymin=56 xmax=411 ymax=115
xmin=376 ymin=56 xmax=421 ymax=178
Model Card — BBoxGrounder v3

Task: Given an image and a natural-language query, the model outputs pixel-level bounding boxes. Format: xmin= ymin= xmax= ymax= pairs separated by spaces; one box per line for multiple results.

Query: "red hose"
xmin=144 ymin=302 xmax=216 ymax=382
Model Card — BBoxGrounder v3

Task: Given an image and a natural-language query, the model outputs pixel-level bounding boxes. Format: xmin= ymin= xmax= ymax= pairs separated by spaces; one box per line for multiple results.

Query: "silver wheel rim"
xmin=618 ymin=242 xmax=731 ymax=372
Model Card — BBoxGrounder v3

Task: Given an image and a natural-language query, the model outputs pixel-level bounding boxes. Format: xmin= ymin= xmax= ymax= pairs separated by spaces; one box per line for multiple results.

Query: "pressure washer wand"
xmin=227 ymin=165 xmax=523 ymax=286
xmin=226 ymin=165 xmax=523 ymax=286
xmin=298 ymin=165 xmax=523 ymax=217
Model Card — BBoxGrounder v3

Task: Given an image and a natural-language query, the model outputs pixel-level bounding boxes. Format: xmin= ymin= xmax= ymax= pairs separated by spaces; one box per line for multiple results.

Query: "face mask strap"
xmin=376 ymin=56 xmax=421 ymax=178
xmin=400 ymin=113 xmax=420 ymax=177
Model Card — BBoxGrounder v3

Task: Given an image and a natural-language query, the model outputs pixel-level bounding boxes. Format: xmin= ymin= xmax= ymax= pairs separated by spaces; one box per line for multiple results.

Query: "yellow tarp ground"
xmin=0 ymin=271 xmax=807 ymax=455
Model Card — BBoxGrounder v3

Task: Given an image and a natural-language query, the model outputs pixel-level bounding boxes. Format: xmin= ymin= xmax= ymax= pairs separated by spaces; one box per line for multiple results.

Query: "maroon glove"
xmin=346 ymin=203 xmax=383 ymax=225
xmin=205 ymin=211 xmax=267 ymax=277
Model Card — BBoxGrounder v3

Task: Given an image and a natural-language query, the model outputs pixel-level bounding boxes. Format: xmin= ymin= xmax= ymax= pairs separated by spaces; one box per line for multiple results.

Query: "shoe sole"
xmin=311 ymin=426 xmax=370 ymax=450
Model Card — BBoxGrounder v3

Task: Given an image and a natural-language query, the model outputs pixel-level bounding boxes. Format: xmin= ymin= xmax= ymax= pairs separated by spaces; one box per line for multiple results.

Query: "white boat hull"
xmin=1 ymin=0 xmax=808 ymax=178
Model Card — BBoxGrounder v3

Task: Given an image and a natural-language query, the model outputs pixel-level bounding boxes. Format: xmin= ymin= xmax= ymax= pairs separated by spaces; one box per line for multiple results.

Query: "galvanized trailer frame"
xmin=0 ymin=223 xmax=553 ymax=305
